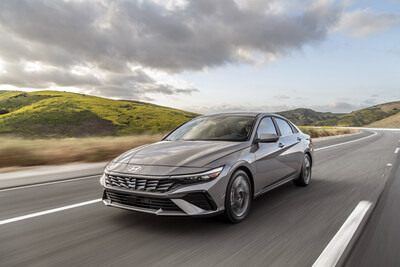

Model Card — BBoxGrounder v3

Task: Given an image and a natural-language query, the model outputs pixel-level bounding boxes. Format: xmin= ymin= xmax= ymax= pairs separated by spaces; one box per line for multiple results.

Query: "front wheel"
xmin=223 ymin=170 xmax=252 ymax=223
xmin=293 ymin=154 xmax=312 ymax=186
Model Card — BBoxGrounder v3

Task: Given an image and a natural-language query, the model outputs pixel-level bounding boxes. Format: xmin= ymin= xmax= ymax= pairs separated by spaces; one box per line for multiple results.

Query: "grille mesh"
xmin=105 ymin=174 xmax=176 ymax=193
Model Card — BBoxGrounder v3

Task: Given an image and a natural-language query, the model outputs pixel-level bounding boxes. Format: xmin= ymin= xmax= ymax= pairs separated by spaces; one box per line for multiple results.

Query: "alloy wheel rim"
xmin=230 ymin=175 xmax=250 ymax=217
xmin=304 ymin=156 xmax=311 ymax=183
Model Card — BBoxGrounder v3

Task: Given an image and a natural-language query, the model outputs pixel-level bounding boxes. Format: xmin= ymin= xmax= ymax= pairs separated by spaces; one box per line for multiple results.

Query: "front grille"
xmin=105 ymin=174 xmax=177 ymax=193
xmin=105 ymin=190 xmax=181 ymax=211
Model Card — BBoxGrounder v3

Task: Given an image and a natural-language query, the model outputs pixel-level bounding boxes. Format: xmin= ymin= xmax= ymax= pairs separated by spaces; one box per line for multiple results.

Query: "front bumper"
xmin=101 ymin=173 xmax=225 ymax=216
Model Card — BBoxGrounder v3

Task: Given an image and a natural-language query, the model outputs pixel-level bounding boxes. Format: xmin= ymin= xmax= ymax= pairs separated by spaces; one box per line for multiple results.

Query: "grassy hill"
xmin=0 ymin=91 xmax=198 ymax=137
xmin=367 ymin=111 xmax=400 ymax=128
xmin=279 ymin=102 xmax=400 ymax=127
xmin=277 ymin=108 xmax=343 ymax=126
xmin=335 ymin=101 xmax=400 ymax=126
xmin=1 ymin=90 xmax=399 ymax=138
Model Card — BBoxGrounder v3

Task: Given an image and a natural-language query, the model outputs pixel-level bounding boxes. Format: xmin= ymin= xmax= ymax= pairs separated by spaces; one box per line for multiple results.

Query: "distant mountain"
xmin=277 ymin=108 xmax=343 ymax=126
xmin=277 ymin=102 xmax=400 ymax=127
xmin=366 ymin=107 xmax=400 ymax=128
xmin=0 ymin=90 xmax=198 ymax=137
xmin=335 ymin=101 xmax=400 ymax=127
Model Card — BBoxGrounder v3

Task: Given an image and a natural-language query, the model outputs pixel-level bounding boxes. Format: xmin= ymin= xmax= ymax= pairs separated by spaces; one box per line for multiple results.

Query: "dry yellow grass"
xmin=299 ymin=127 xmax=360 ymax=138
xmin=366 ymin=112 xmax=400 ymax=128
xmin=375 ymin=102 xmax=400 ymax=113
xmin=0 ymin=135 xmax=162 ymax=168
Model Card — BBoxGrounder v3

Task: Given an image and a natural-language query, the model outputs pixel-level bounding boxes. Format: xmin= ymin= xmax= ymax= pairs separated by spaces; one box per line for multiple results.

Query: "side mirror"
xmin=255 ymin=133 xmax=279 ymax=143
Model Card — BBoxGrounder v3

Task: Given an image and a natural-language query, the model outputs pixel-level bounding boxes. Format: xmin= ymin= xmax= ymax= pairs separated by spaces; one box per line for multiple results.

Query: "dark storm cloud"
xmin=149 ymin=84 xmax=198 ymax=95
xmin=0 ymin=0 xmax=341 ymax=99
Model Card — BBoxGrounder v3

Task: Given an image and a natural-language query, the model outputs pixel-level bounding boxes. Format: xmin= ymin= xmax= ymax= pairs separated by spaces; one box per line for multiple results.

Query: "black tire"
xmin=223 ymin=170 xmax=252 ymax=223
xmin=293 ymin=154 xmax=312 ymax=187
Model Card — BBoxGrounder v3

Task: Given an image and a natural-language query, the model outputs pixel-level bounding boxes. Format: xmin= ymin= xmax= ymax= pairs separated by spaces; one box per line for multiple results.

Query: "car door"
xmin=273 ymin=118 xmax=304 ymax=178
xmin=253 ymin=116 xmax=292 ymax=193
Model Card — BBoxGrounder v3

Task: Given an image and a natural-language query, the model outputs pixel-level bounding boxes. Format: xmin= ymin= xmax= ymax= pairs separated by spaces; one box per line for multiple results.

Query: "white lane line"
xmin=0 ymin=174 xmax=101 ymax=192
xmin=387 ymin=163 xmax=393 ymax=167
xmin=315 ymin=131 xmax=377 ymax=151
xmin=0 ymin=199 xmax=101 ymax=226
xmin=395 ymin=147 xmax=400 ymax=154
xmin=312 ymin=201 xmax=372 ymax=267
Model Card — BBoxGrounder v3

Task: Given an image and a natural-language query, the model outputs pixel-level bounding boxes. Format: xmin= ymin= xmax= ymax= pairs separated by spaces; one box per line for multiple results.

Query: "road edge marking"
xmin=0 ymin=199 xmax=102 ymax=226
xmin=315 ymin=131 xmax=377 ymax=151
xmin=312 ymin=200 xmax=372 ymax=267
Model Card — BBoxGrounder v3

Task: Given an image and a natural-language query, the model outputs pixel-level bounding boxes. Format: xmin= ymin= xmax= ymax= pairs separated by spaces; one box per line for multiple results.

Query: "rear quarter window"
xmin=275 ymin=118 xmax=294 ymax=136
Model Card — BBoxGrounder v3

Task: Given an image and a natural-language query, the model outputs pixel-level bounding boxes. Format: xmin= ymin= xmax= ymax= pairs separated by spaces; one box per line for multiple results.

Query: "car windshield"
xmin=165 ymin=115 xmax=255 ymax=141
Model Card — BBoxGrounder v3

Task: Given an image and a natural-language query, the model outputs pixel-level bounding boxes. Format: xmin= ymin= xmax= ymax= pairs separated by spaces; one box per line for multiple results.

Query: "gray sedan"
xmin=100 ymin=113 xmax=314 ymax=223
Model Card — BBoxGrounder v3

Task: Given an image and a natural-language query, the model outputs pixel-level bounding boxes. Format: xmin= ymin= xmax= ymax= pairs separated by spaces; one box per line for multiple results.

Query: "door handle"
xmin=297 ymin=137 xmax=302 ymax=141
xmin=278 ymin=142 xmax=285 ymax=148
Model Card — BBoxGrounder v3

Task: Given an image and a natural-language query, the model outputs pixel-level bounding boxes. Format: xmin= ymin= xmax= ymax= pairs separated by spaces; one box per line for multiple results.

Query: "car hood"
xmin=113 ymin=140 xmax=249 ymax=168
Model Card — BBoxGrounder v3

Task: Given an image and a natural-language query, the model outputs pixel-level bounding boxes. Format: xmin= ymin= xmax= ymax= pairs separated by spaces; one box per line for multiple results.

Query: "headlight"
xmin=170 ymin=167 xmax=224 ymax=183
xmin=105 ymin=161 xmax=115 ymax=171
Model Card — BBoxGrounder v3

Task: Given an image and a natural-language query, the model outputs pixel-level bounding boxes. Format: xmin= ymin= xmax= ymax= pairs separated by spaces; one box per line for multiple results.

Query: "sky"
xmin=0 ymin=0 xmax=399 ymax=114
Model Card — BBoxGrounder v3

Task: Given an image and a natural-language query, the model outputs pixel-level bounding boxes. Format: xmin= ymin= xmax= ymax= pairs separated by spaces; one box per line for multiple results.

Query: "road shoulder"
xmin=345 ymin=150 xmax=400 ymax=266
xmin=0 ymin=162 xmax=106 ymax=189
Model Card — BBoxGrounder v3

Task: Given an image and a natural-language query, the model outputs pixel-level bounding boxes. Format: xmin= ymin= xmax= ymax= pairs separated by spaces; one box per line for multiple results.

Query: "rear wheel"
xmin=293 ymin=154 xmax=312 ymax=186
xmin=223 ymin=170 xmax=252 ymax=223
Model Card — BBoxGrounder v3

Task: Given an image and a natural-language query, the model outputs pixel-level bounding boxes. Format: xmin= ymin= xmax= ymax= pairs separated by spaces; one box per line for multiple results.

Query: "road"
xmin=1 ymin=130 xmax=400 ymax=266
xmin=345 ymin=136 xmax=400 ymax=267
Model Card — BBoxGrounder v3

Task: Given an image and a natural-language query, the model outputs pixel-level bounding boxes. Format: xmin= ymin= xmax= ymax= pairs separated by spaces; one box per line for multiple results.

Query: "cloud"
xmin=0 ymin=0 xmax=341 ymax=99
xmin=327 ymin=101 xmax=361 ymax=112
xmin=274 ymin=95 xmax=291 ymax=99
xmin=0 ymin=60 xmax=197 ymax=100
xmin=309 ymin=101 xmax=371 ymax=113
xmin=363 ymin=98 xmax=378 ymax=105
xmin=334 ymin=9 xmax=400 ymax=37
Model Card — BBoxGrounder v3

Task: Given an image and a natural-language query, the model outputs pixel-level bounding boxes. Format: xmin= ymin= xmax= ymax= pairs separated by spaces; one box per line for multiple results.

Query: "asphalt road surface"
xmin=1 ymin=130 xmax=400 ymax=267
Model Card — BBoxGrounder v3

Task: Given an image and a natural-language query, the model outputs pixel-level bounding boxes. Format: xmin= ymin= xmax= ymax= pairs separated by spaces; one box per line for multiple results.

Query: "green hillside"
xmin=0 ymin=91 xmax=198 ymax=137
xmin=335 ymin=102 xmax=400 ymax=126
xmin=277 ymin=108 xmax=343 ymax=126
